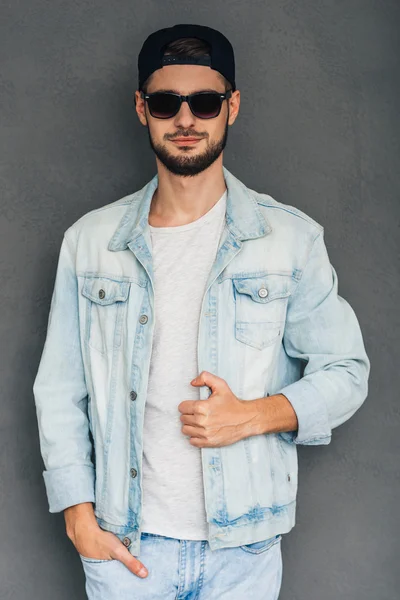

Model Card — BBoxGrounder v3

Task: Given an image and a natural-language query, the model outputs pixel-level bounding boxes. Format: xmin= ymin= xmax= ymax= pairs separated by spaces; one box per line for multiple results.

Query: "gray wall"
xmin=1 ymin=1 xmax=398 ymax=598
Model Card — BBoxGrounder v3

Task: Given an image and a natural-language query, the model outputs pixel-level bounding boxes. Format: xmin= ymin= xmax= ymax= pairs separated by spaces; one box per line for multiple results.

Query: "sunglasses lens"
xmin=148 ymin=93 xmax=180 ymax=118
xmin=191 ymin=93 xmax=221 ymax=118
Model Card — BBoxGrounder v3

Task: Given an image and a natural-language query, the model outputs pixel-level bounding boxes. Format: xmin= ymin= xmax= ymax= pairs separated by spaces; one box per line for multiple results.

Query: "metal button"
xmin=130 ymin=390 xmax=137 ymax=401
xmin=139 ymin=315 xmax=148 ymax=324
xmin=258 ymin=288 xmax=268 ymax=298
xmin=130 ymin=468 xmax=137 ymax=478
xmin=287 ymin=474 xmax=291 ymax=482
xmin=98 ymin=289 xmax=105 ymax=299
xmin=122 ymin=537 xmax=131 ymax=547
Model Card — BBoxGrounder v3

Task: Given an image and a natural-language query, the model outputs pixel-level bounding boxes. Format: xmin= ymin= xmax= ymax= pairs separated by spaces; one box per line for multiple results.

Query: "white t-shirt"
xmin=140 ymin=189 xmax=227 ymax=540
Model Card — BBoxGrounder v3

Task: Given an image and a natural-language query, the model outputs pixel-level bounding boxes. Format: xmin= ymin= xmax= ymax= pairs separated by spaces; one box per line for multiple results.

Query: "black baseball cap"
xmin=137 ymin=23 xmax=236 ymax=92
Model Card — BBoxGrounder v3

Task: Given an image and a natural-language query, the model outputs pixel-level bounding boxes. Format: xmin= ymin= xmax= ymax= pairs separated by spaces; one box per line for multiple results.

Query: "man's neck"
xmin=148 ymin=162 xmax=227 ymax=227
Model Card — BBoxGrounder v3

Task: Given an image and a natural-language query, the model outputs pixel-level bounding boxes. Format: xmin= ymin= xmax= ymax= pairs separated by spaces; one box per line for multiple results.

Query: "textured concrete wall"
xmin=1 ymin=1 xmax=398 ymax=598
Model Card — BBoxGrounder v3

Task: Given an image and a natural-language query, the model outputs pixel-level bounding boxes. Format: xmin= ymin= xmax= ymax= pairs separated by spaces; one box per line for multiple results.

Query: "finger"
xmin=180 ymin=414 xmax=198 ymax=426
xmin=182 ymin=424 xmax=205 ymax=438
xmin=112 ymin=546 xmax=148 ymax=578
xmin=189 ymin=437 xmax=208 ymax=447
xmin=177 ymin=400 xmax=197 ymax=415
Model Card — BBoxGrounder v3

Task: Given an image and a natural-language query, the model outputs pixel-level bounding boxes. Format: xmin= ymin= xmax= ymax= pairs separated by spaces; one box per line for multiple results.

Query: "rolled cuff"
xmin=276 ymin=379 xmax=332 ymax=446
xmin=43 ymin=464 xmax=95 ymax=513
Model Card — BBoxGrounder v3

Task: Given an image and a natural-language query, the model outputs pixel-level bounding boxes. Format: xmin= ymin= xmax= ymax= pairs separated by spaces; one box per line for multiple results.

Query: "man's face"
xmin=135 ymin=65 xmax=240 ymax=177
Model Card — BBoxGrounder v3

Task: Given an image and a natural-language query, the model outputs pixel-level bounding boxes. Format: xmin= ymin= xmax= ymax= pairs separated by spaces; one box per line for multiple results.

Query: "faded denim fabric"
xmin=79 ymin=531 xmax=282 ymax=600
xmin=33 ymin=166 xmax=370 ymax=558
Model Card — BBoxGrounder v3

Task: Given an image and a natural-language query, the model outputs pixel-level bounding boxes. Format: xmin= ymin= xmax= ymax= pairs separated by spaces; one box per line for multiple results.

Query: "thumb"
xmin=190 ymin=371 xmax=227 ymax=393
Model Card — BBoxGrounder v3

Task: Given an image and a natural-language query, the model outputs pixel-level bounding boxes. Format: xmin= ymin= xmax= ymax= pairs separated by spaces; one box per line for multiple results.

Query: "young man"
xmin=33 ymin=23 xmax=370 ymax=600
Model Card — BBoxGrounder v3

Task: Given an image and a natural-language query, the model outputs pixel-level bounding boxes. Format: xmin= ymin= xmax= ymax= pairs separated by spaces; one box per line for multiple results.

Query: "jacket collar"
xmin=107 ymin=166 xmax=271 ymax=252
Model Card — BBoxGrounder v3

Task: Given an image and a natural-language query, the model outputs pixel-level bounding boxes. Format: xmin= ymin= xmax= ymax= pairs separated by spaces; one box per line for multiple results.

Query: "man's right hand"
xmin=64 ymin=502 xmax=148 ymax=578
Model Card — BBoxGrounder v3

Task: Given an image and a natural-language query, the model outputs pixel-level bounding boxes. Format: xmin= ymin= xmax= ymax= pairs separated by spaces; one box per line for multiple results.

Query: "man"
xmin=33 ymin=23 xmax=370 ymax=600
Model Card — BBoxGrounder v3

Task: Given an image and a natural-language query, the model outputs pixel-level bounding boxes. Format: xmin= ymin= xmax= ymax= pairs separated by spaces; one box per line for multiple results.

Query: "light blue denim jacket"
xmin=33 ymin=166 xmax=370 ymax=557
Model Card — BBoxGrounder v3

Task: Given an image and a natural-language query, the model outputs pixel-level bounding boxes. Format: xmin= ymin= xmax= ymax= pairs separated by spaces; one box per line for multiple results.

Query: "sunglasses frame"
xmin=139 ymin=89 xmax=233 ymax=119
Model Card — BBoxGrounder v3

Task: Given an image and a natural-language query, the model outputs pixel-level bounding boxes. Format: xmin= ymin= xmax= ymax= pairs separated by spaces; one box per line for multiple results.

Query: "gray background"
xmin=1 ymin=1 xmax=399 ymax=599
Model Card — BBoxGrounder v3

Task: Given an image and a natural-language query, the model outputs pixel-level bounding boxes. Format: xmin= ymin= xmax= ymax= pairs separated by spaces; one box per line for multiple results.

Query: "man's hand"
xmin=178 ymin=371 xmax=260 ymax=447
xmin=64 ymin=503 xmax=148 ymax=578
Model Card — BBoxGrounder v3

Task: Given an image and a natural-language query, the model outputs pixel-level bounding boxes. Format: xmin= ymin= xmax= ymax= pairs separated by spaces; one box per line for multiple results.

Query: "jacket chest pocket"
xmin=232 ymin=274 xmax=292 ymax=350
xmin=81 ymin=276 xmax=131 ymax=354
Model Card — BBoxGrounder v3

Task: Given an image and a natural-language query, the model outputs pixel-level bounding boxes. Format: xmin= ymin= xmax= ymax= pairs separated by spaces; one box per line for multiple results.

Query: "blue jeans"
xmin=79 ymin=531 xmax=283 ymax=599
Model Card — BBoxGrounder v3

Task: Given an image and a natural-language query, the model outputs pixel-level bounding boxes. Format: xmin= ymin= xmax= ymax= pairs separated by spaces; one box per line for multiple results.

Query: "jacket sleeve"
xmin=275 ymin=230 xmax=370 ymax=446
xmin=33 ymin=232 xmax=95 ymax=512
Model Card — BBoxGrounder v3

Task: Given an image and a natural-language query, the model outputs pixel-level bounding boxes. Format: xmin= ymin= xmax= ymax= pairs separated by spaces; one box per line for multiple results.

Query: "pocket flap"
xmin=81 ymin=276 xmax=130 ymax=305
xmin=232 ymin=274 xmax=292 ymax=304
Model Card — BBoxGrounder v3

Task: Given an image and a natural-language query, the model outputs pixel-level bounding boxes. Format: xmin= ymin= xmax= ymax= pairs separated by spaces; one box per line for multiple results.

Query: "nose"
xmin=173 ymin=99 xmax=196 ymax=128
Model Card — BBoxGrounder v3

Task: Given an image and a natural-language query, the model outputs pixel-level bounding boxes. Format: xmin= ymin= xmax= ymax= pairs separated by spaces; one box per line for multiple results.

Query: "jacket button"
xmin=139 ymin=315 xmax=148 ymax=324
xmin=130 ymin=390 xmax=137 ymax=401
xmin=122 ymin=537 xmax=131 ymax=547
xmin=258 ymin=287 xmax=268 ymax=298
xmin=287 ymin=474 xmax=291 ymax=482
xmin=98 ymin=289 xmax=105 ymax=299
xmin=130 ymin=468 xmax=137 ymax=478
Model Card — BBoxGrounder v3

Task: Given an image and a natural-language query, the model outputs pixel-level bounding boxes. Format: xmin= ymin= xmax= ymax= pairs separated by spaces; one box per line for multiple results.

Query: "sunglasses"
xmin=140 ymin=89 xmax=233 ymax=119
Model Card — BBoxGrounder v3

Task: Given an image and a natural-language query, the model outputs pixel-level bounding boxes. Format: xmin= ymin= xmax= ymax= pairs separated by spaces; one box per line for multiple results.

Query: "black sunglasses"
xmin=140 ymin=89 xmax=233 ymax=119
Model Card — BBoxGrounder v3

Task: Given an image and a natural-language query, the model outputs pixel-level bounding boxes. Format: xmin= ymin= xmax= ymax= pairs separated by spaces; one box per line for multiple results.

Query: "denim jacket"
xmin=33 ymin=166 xmax=370 ymax=557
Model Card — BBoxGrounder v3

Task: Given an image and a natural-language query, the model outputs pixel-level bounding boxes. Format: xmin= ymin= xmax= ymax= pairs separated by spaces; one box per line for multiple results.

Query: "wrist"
xmin=239 ymin=398 xmax=266 ymax=438
xmin=64 ymin=502 xmax=97 ymax=539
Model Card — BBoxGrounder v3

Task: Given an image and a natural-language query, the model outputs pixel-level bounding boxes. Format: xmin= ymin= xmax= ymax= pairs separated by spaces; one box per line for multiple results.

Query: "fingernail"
xmin=138 ymin=567 xmax=148 ymax=577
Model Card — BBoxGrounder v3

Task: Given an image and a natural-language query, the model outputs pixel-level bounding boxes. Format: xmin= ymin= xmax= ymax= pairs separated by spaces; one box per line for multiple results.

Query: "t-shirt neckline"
xmin=148 ymin=190 xmax=227 ymax=234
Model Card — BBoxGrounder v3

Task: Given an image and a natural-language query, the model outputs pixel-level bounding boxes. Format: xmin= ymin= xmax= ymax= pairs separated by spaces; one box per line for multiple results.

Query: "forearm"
xmin=242 ymin=394 xmax=299 ymax=437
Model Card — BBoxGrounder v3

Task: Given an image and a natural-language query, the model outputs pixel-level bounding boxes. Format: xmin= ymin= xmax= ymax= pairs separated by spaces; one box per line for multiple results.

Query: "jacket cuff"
xmin=276 ymin=379 xmax=332 ymax=445
xmin=43 ymin=464 xmax=95 ymax=513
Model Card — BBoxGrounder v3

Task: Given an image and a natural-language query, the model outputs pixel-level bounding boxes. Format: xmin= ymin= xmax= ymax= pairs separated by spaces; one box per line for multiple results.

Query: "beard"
xmin=145 ymin=112 xmax=230 ymax=178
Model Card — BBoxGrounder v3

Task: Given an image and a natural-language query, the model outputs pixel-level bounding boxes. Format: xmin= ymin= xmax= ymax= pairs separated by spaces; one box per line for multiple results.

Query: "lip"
xmin=172 ymin=138 xmax=203 ymax=144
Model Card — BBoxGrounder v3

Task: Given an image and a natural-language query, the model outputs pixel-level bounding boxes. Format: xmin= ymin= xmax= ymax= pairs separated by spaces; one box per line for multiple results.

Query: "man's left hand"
xmin=178 ymin=371 xmax=259 ymax=448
